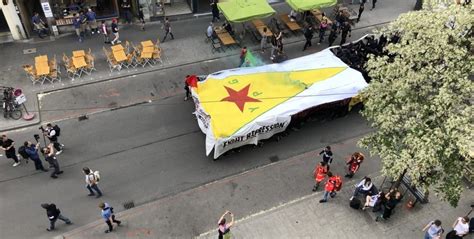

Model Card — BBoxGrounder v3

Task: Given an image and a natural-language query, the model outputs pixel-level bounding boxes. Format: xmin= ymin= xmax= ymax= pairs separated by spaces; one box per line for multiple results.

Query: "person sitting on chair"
xmin=223 ymin=21 xmax=234 ymax=35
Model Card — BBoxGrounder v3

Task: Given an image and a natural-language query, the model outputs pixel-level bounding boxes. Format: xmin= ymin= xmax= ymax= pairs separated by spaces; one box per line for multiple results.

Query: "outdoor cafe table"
xmin=112 ymin=50 xmax=127 ymax=63
xmin=73 ymin=50 xmax=85 ymax=58
xmin=35 ymin=61 xmax=50 ymax=83
xmin=72 ymin=56 xmax=88 ymax=76
xmin=111 ymin=44 xmax=125 ymax=52
xmin=218 ymin=33 xmax=236 ymax=46
xmin=35 ymin=55 xmax=48 ymax=64
xmin=141 ymin=40 xmax=154 ymax=48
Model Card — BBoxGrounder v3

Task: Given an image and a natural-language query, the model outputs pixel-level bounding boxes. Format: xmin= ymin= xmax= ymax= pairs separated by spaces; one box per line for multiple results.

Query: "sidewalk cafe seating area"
xmin=22 ymin=55 xmax=61 ymax=85
xmin=62 ymin=49 xmax=96 ymax=80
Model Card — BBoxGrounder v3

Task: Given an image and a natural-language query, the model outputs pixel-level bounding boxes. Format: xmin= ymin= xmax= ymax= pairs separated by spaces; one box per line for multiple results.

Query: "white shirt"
xmin=207 ymin=26 xmax=213 ymax=38
xmin=356 ymin=179 xmax=373 ymax=191
xmin=85 ymin=173 xmax=97 ymax=185
xmin=454 ymin=217 xmax=469 ymax=235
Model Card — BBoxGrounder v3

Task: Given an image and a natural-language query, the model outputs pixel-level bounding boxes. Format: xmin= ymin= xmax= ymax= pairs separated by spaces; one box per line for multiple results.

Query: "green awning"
xmin=217 ymin=0 xmax=276 ymax=23
xmin=286 ymin=0 xmax=337 ymax=12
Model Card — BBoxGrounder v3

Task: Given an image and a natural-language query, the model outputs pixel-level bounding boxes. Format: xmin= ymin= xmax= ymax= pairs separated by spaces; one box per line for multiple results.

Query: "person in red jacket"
xmin=345 ymin=152 xmax=365 ymax=178
xmin=312 ymin=161 xmax=328 ymax=191
xmin=319 ymin=172 xmax=342 ymax=203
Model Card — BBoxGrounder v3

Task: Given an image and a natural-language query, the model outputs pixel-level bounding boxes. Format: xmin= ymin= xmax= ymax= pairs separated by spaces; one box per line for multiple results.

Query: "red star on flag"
xmin=220 ymin=84 xmax=261 ymax=112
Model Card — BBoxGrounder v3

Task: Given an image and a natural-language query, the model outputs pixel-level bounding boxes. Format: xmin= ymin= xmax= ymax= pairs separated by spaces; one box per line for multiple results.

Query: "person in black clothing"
xmin=222 ymin=21 xmax=234 ymax=35
xmin=340 ymin=21 xmax=352 ymax=45
xmin=357 ymin=3 xmax=365 ymax=22
xmin=1 ymin=135 xmax=20 ymax=167
xmin=319 ymin=146 xmax=333 ymax=165
xmin=43 ymin=144 xmax=63 ymax=178
xmin=328 ymin=24 xmax=338 ymax=46
xmin=138 ymin=6 xmax=145 ymax=31
xmin=210 ymin=0 xmax=220 ymax=22
xmin=371 ymin=0 xmax=377 ymax=10
xmin=376 ymin=190 xmax=402 ymax=221
xmin=120 ymin=0 xmax=132 ymax=24
xmin=43 ymin=123 xmax=63 ymax=154
xmin=41 ymin=203 xmax=72 ymax=231
xmin=303 ymin=26 xmax=314 ymax=51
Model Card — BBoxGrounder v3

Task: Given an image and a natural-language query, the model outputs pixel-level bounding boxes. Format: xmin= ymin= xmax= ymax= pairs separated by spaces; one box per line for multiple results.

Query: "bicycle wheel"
xmin=10 ymin=107 xmax=22 ymax=120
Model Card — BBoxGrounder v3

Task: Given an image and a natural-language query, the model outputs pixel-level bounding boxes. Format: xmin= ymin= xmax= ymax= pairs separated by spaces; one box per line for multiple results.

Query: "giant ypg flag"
xmin=191 ymin=49 xmax=368 ymax=158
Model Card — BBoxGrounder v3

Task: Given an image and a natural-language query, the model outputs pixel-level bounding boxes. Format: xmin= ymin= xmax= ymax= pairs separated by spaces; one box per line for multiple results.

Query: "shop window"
xmin=52 ymin=0 xmax=119 ymax=26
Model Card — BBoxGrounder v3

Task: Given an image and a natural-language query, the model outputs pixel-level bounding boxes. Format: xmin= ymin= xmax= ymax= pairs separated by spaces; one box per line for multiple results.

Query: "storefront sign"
xmin=41 ymin=2 xmax=53 ymax=18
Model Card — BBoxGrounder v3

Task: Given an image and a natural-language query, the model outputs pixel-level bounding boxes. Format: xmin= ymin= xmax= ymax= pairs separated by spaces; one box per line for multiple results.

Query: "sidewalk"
xmin=56 ymin=135 xmax=473 ymax=239
xmin=198 ymin=182 xmax=474 ymax=239
xmin=0 ymin=0 xmax=415 ymax=132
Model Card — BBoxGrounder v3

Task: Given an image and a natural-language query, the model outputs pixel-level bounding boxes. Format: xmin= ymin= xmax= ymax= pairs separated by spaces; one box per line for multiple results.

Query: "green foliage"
xmin=359 ymin=5 xmax=473 ymax=207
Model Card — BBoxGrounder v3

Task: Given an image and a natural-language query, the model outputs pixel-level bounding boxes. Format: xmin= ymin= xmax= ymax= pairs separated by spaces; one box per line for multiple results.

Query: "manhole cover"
xmin=123 ymin=200 xmax=135 ymax=210
xmin=23 ymin=48 xmax=37 ymax=54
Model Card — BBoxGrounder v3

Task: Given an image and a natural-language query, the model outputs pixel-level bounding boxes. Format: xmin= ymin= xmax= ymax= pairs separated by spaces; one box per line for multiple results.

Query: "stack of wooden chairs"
xmin=62 ymin=53 xmax=80 ymax=79
xmin=48 ymin=55 xmax=61 ymax=83
xmin=22 ymin=64 xmax=40 ymax=85
xmin=102 ymin=47 xmax=121 ymax=72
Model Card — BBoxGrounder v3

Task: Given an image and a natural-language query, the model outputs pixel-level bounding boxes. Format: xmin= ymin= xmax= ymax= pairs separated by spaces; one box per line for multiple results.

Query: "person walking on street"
xmin=1 ymin=135 xmax=20 ymax=167
xmin=276 ymin=31 xmax=283 ymax=52
xmin=422 ymin=219 xmax=443 ymax=239
xmin=345 ymin=152 xmax=364 ymax=178
xmin=302 ymin=25 xmax=314 ymax=51
xmin=79 ymin=11 xmax=88 ymax=37
xmin=162 ymin=17 xmax=174 ymax=42
xmin=43 ymin=123 xmax=63 ymax=154
xmin=319 ymin=146 xmax=333 ymax=165
xmin=101 ymin=20 xmax=111 ymax=44
xmin=86 ymin=8 xmax=100 ymax=34
xmin=111 ymin=18 xmax=121 ymax=45
xmin=184 ymin=75 xmax=197 ymax=101
xmin=319 ymin=171 xmax=342 ymax=203
xmin=318 ymin=20 xmax=328 ymax=44
xmin=328 ymin=24 xmax=338 ymax=46
xmin=211 ymin=0 xmax=220 ymax=22
xmin=261 ymin=27 xmax=268 ymax=53
xmin=239 ymin=46 xmax=247 ymax=67
xmin=371 ymin=0 xmax=377 ymax=10
xmin=24 ymin=141 xmax=48 ymax=172
xmin=357 ymin=2 xmax=365 ymax=22
xmin=41 ymin=203 xmax=72 ymax=231
xmin=340 ymin=21 xmax=352 ymax=45
xmin=72 ymin=13 xmax=83 ymax=42
xmin=218 ymin=211 xmax=234 ymax=239
xmin=43 ymin=144 xmax=63 ymax=179
xmin=312 ymin=161 xmax=328 ymax=191
xmin=270 ymin=33 xmax=278 ymax=60
xmin=31 ymin=12 xmax=48 ymax=38
xmin=99 ymin=202 xmax=122 ymax=233
xmin=83 ymin=167 xmax=103 ymax=198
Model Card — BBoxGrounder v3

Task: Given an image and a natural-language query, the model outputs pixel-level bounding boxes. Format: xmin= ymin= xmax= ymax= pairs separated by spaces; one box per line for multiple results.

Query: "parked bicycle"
xmin=1 ymin=86 xmax=22 ymax=120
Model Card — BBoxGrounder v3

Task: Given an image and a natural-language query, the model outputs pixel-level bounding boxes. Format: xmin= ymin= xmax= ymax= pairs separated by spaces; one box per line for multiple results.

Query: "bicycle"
xmin=1 ymin=86 xmax=22 ymax=120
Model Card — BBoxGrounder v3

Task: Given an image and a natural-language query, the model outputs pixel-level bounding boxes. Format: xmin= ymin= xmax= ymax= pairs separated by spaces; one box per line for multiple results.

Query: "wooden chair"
xmin=22 ymin=65 xmax=42 ymax=85
xmin=125 ymin=41 xmax=132 ymax=54
xmin=85 ymin=54 xmax=97 ymax=73
xmin=152 ymin=47 xmax=163 ymax=64
xmin=66 ymin=61 xmax=80 ymax=79
xmin=210 ymin=38 xmax=223 ymax=53
xmin=49 ymin=68 xmax=61 ymax=83
xmin=154 ymin=38 xmax=161 ymax=48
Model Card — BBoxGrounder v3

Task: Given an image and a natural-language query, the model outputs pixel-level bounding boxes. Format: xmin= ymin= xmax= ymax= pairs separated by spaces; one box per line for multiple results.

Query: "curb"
xmin=57 ymin=133 xmax=371 ymax=238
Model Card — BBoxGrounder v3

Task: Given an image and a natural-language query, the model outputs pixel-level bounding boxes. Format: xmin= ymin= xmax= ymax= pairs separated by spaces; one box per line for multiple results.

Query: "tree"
xmin=359 ymin=5 xmax=473 ymax=207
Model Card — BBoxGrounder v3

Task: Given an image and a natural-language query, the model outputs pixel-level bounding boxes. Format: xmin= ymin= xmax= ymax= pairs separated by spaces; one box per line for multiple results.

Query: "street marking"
xmin=23 ymin=48 xmax=37 ymax=54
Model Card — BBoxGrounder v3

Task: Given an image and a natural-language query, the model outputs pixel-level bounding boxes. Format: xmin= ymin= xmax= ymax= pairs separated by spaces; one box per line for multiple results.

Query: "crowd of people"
xmin=331 ymin=33 xmax=399 ymax=83
xmin=0 ymin=124 xmax=120 ymax=233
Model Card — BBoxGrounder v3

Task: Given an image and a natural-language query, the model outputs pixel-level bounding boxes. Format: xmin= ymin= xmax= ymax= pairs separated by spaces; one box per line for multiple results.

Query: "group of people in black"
xmin=331 ymin=33 xmax=400 ymax=83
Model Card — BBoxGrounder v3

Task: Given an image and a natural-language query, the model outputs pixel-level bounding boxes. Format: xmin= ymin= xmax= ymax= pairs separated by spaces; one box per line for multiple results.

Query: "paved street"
xmin=3 ymin=1 xmax=469 ymax=239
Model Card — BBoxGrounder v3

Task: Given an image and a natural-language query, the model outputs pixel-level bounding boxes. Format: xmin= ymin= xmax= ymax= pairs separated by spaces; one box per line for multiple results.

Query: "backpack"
xmin=334 ymin=175 xmax=343 ymax=191
xmin=350 ymin=198 xmax=361 ymax=209
xmin=18 ymin=146 xmax=30 ymax=159
xmin=53 ymin=125 xmax=61 ymax=137
xmin=93 ymin=171 xmax=100 ymax=182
